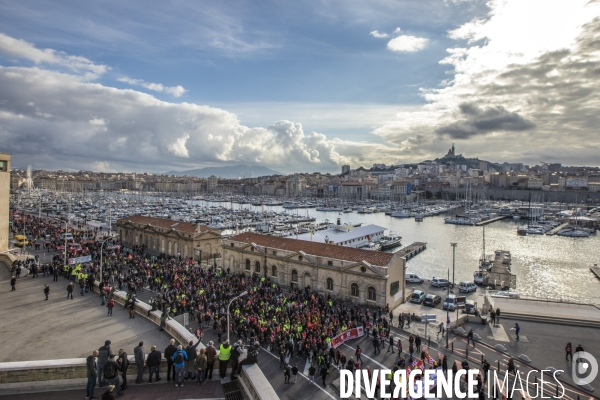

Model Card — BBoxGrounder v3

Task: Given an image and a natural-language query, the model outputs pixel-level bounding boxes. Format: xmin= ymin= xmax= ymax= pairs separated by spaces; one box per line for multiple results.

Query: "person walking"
xmin=291 ymin=364 xmax=299 ymax=384
xmin=284 ymin=363 xmax=291 ymax=384
xmin=106 ymin=298 xmax=115 ymax=316
xmin=86 ymin=350 xmax=99 ymax=400
xmin=195 ymin=348 xmax=207 ymax=385
xmin=355 ymin=346 xmax=362 ymax=363
xmin=308 ymin=364 xmax=316 ymax=385
xmin=467 ymin=329 xmax=475 ymax=347
xmin=495 ymin=308 xmax=501 ymax=323
xmin=415 ymin=335 xmax=422 ymax=353
xmin=53 ymin=267 xmax=59 ymax=281
xmin=490 ymin=309 xmax=496 ymax=325
xmin=205 ymin=341 xmax=217 ymax=380
xmin=320 ymin=364 xmax=329 ymax=387
xmin=387 ymin=335 xmax=395 ymax=353
xmin=172 ymin=345 xmax=188 ymax=387
xmin=510 ymin=323 xmax=520 ymax=341
xmin=102 ymin=354 xmax=122 ymax=398
xmin=164 ymin=339 xmax=177 ymax=383
xmin=117 ymin=349 xmax=129 ymax=391
xmin=146 ymin=345 xmax=162 ymax=383
xmin=507 ymin=357 xmax=516 ymax=375
xmin=134 ymin=341 xmax=145 ymax=384
xmin=218 ymin=340 xmax=232 ymax=379
xmin=97 ymin=340 xmax=112 ymax=387
xmin=565 ymin=342 xmax=573 ymax=362
xmin=575 ymin=344 xmax=584 ymax=363
xmin=43 ymin=284 xmax=49 ymax=300
xmin=67 ymin=282 xmax=74 ymax=299
xmin=10 ymin=276 xmax=16 ymax=291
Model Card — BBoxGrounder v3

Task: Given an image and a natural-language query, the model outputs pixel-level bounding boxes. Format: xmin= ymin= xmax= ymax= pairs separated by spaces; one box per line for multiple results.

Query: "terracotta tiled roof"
xmin=228 ymin=232 xmax=395 ymax=267
xmin=117 ymin=215 xmax=219 ymax=234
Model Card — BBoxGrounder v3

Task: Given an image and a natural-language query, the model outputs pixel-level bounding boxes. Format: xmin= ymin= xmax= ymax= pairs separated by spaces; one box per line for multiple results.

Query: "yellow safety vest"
xmin=219 ymin=344 xmax=232 ymax=361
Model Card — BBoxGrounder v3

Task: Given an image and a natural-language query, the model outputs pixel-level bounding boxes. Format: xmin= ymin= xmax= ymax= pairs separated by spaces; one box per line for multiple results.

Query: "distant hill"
xmin=165 ymin=165 xmax=282 ymax=178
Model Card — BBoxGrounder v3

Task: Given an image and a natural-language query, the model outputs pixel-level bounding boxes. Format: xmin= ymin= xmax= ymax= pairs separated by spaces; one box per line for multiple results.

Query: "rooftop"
xmin=117 ymin=215 xmax=219 ymax=234
xmin=228 ymin=232 xmax=396 ymax=267
xmin=294 ymin=224 xmax=386 ymax=245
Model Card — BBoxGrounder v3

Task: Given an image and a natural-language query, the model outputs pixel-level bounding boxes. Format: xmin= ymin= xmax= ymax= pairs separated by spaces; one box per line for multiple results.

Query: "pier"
xmin=591 ymin=265 xmax=600 ymax=280
xmin=396 ymin=241 xmax=427 ymax=260
xmin=545 ymin=222 xmax=570 ymax=235
xmin=475 ymin=215 xmax=510 ymax=226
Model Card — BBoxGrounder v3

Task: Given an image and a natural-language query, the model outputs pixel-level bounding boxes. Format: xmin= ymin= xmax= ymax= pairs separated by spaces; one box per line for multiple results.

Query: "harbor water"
xmin=200 ymin=202 xmax=600 ymax=301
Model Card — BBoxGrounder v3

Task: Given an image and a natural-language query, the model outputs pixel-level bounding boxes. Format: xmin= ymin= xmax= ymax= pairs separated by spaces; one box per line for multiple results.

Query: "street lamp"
xmin=227 ymin=291 xmax=248 ymax=342
xmin=450 ymin=242 xmax=458 ymax=329
xmin=99 ymin=237 xmax=111 ymax=284
xmin=446 ymin=268 xmax=450 ymax=349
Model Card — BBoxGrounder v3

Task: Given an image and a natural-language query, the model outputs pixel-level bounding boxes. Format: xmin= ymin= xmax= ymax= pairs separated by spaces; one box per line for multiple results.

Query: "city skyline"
xmin=1 ymin=0 xmax=600 ymax=174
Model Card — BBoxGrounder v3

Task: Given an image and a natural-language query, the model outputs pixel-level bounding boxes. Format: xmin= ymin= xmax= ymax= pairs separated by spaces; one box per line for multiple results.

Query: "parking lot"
xmin=393 ymin=275 xmax=487 ymax=324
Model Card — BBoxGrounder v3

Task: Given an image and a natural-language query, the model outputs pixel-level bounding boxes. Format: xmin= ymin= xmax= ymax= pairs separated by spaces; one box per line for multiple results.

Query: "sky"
xmin=0 ymin=0 xmax=599 ymax=174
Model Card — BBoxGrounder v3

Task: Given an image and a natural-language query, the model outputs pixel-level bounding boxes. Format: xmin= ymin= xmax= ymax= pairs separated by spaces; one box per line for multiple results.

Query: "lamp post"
xmin=446 ymin=268 xmax=450 ymax=349
xmin=99 ymin=237 xmax=110 ymax=284
xmin=227 ymin=291 xmax=248 ymax=342
xmin=450 ymin=242 xmax=458 ymax=329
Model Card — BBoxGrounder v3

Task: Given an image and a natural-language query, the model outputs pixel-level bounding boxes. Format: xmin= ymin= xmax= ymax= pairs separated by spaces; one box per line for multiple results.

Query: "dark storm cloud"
xmin=435 ymin=103 xmax=535 ymax=139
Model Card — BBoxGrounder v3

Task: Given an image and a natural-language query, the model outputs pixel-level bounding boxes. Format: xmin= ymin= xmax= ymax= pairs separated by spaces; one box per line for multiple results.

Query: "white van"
xmin=60 ymin=233 xmax=74 ymax=241
xmin=458 ymin=281 xmax=477 ymax=293
xmin=405 ymin=273 xmax=424 ymax=284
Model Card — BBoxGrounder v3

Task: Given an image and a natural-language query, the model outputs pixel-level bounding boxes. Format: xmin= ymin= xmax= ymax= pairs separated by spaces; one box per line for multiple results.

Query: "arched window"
xmin=351 ymin=283 xmax=359 ymax=297
xmin=327 ymin=278 xmax=334 ymax=291
xmin=161 ymin=239 xmax=165 ymax=253
xmin=245 ymin=259 xmax=251 ymax=271
xmin=291 ymin=270 xmax=298 ymax=283
xmin=368 ymin=286 xmax=376 ymax=301
xmin=255 ymin=261 xmax=261 ymax=273
xmin=272 ymin=265 xmax=277 ymax=278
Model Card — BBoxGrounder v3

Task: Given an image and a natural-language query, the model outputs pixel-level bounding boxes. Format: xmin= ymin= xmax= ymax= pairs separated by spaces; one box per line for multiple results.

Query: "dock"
xmin=475 ymin=215 xmax=509 ymax=226
xmin=396 ymin=242 xmax=427 ymax=260
xmin=591 ymin=265 xmax=600 ymax=280
xmin=545 ymin=222 xmax=570 ymax=236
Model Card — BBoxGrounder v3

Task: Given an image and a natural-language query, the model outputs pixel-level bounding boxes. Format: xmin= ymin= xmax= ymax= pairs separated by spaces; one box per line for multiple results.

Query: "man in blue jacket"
xmin=171 ymin=345 xmax=188 ymax=387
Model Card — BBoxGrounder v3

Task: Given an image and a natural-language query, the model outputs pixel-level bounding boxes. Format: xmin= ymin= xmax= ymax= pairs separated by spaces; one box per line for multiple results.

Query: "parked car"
xmin=431 ymin=278 xmax=450 ymax=287
xmin=423 ymin=294 xmax=441 ymax=307
xmin=458 ymin=281 xmax=477 ymax=293
xmin=410 ymin=290 xmax=426 ymax=304
xmin=492 ymin=291 xmax=520 ymax=299
xmin=443 ymin=294 xmax=456 ymax=310
xmin=406 ymin=273 xmax=424 ymax=284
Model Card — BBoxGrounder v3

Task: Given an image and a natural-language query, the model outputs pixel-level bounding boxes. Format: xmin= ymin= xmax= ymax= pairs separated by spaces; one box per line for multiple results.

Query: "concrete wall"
xmin=0 ymin=153 xmax=10 ymax=252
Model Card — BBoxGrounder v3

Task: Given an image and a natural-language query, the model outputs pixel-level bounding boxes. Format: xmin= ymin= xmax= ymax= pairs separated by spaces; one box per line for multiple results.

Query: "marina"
xmin=10 ymin=190 xmax=600 ymax=300
xmin=475 ymin=215 xmax=510 ymax=226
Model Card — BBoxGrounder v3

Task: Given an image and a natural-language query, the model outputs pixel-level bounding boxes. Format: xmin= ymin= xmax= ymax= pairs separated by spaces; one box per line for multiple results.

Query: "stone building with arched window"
xmin=221 ymin=232 xmax=406 ymax=309
xmin=117 ymin=215 xmax=221 ymax=262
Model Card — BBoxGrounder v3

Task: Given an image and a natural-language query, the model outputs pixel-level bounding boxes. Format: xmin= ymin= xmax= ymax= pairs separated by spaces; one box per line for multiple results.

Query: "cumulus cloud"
xmin=387 ymin=35 xmax=429 ymax=52
xmin=0 ymin=65 xmax=404 ymax=172
xmin=118 ymin=77 xmax=186 ymax=97
xmin=370 ymin=30 xmax=389 ymax=38
xmin=0 ymin=33 xmax=108 ymax=79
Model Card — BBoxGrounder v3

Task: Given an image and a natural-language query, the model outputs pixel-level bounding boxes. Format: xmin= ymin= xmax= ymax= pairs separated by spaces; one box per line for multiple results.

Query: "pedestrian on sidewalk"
xmin=67 ymin=282 xmax=74 ymax=299
xmin=495 ymin=308 xmax=501 ymax=323
xmin=490 ymin=309 xmax=496 ymax=325
xmin=284 ymin=363 xmax=290 ymax=383
xmin=565 ymin=342 xmax=573 ymax=362
xmin=11 ymin=276 xmax=16 ymax=291
xmin=291 ymin=364 xmax=299 ymax=383
xmin=387 ymin=335 xmax=395 ymax=353
xmin=86 ymin=350 xmax=99 ymax=400
xmin=415 ymin=335 xmax=421 ymax=353
xmin=134 ymin=341 xmax=145 ymax=384
xmin=467 ymin=329 xmax=475 ymax=347
xmin=106 ymin=299 xmax=114 ymax=316
xmin=43 ymin=284 xmax=49 ymax=300
xmin=355 ymin=346 xmax=363 ymax=364
xmin=575 ymin=344 xmax=584 ymax=363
